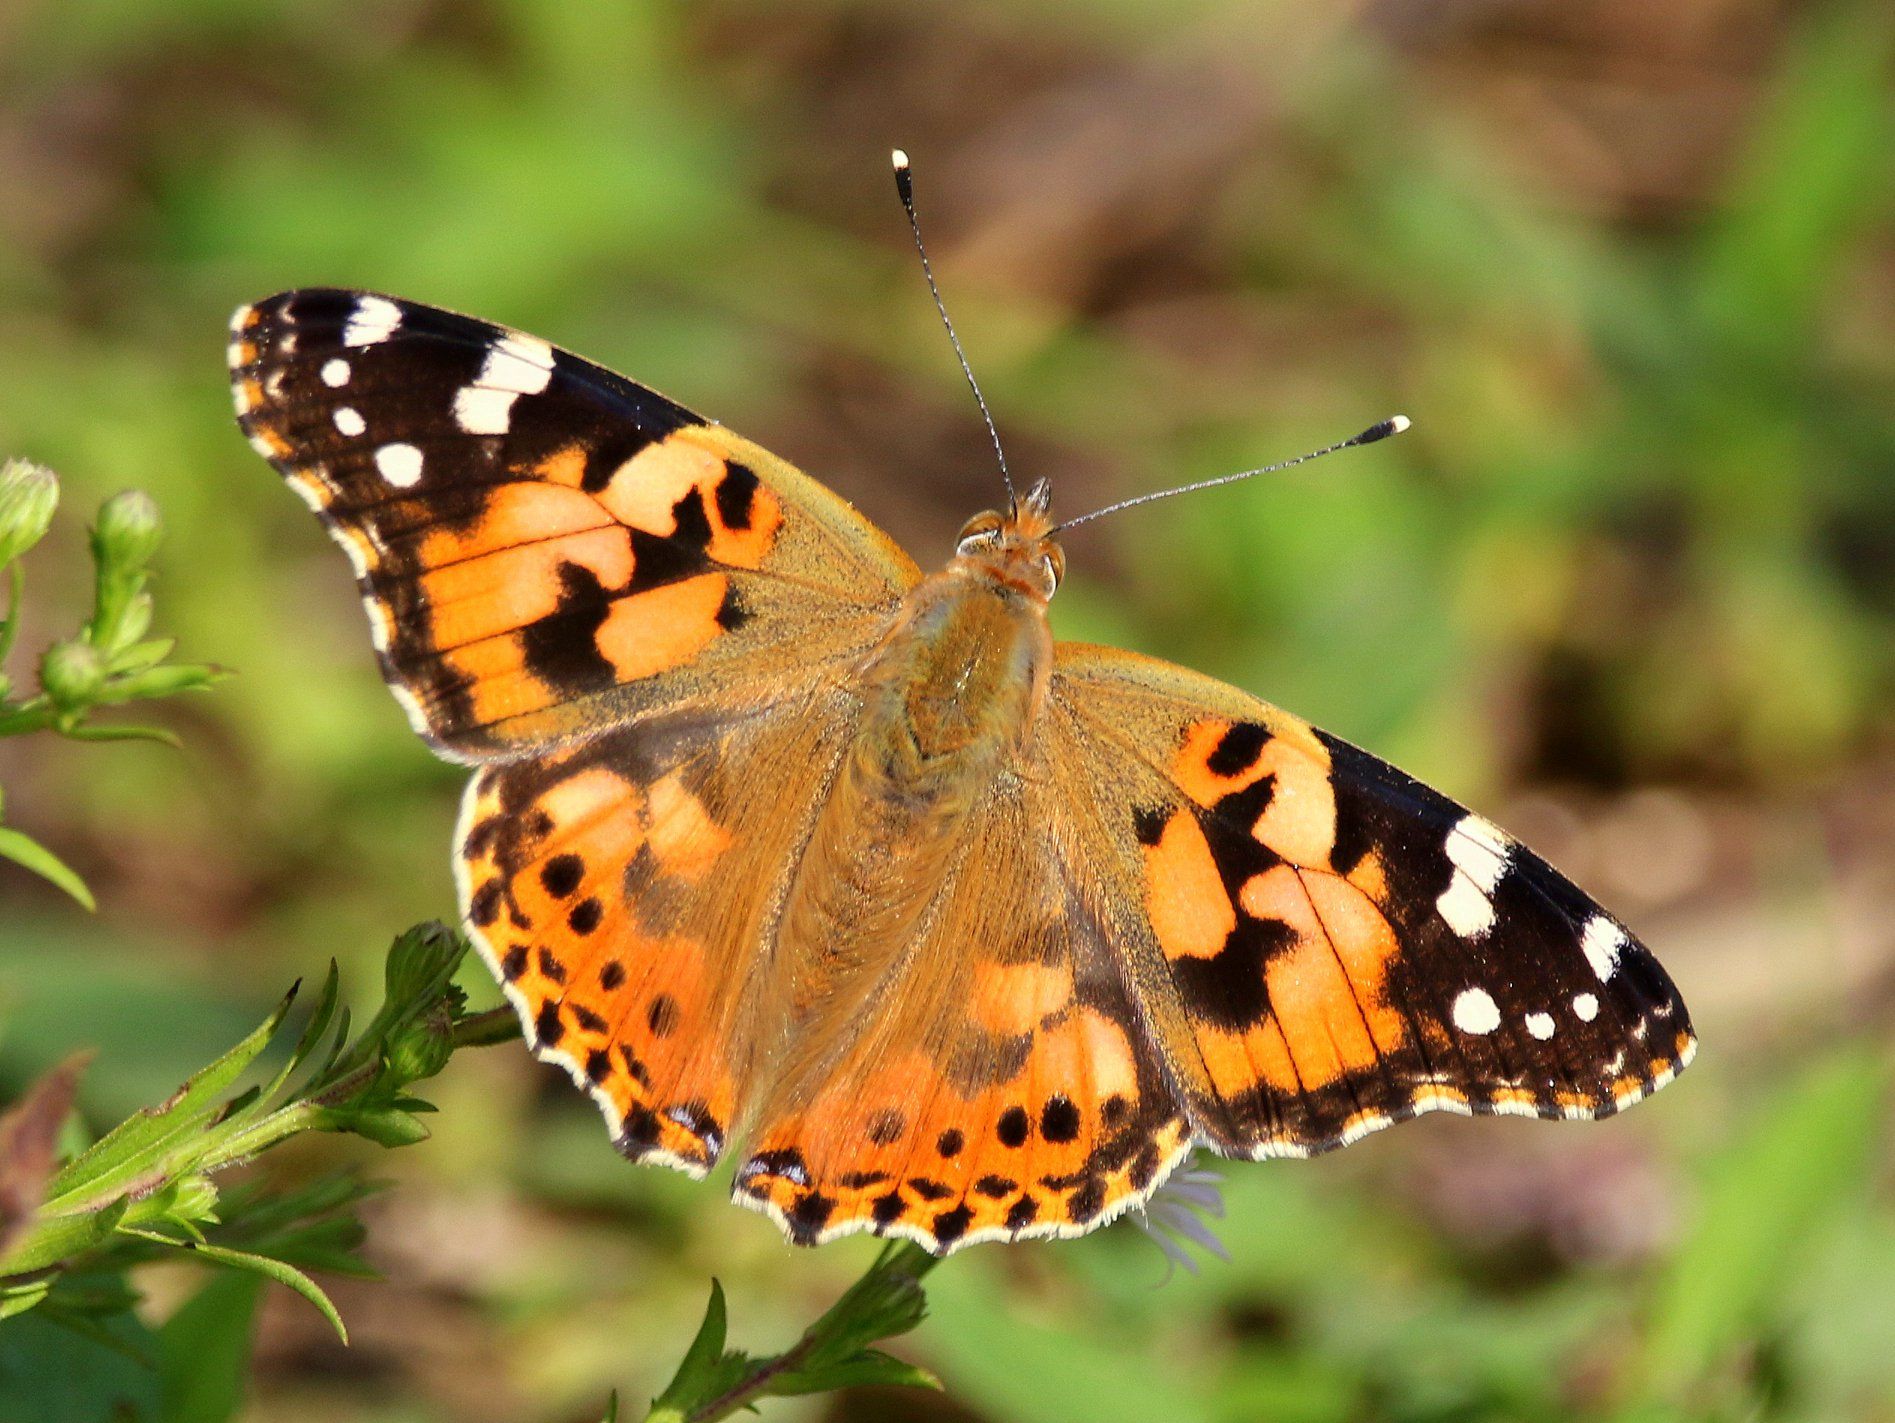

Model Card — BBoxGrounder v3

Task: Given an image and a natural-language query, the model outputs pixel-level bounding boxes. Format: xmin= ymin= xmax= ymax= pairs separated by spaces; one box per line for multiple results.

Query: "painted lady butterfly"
xmin=230 ymin=211 xmax=1692 ymax=1255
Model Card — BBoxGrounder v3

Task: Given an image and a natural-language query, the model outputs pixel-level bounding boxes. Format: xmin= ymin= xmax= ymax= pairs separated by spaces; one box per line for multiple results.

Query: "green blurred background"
xmin=3 ymin=0 xmax=1894 ymax=1418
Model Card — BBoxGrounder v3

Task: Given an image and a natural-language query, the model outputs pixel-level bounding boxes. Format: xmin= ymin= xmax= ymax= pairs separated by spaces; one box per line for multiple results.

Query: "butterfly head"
xmin=954 ymin=477 xmax=1065 ymax=601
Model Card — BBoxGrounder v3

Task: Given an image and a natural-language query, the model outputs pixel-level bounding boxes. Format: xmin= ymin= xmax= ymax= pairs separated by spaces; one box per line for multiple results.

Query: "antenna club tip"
xmin=1357 ymin=414 xmax=1411 ymax=445
xmin=891 ymin=148 xmax=910 ymax=171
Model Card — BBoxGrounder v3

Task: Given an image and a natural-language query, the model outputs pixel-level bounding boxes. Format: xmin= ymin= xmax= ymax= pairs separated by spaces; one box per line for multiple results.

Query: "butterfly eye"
xmin=1043 ymin=544 xmax=1066 ymax=592
xmin=955 ymin=512 xmax=1004 ymax=556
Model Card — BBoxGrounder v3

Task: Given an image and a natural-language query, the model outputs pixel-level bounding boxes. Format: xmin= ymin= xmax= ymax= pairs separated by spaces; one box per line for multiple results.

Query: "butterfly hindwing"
xmin=731 ymin=773 xmax=1192 ymax=1250
xmin=1048 ymin=643 xmax=1695 ymax=1159
xmin=458 ymin=691 xmax=860 ymax=1174
xmin=230 ymin=289 xmax=918 ymax=760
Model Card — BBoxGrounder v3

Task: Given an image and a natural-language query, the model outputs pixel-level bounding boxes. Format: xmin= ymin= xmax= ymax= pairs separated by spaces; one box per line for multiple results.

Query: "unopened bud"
xmin=384 ymin=921 xmax=467 ymax=1007
xmin=91 ymin=490 xmax=162 ymax=574
xmin=40 ymin=641 xmax=105 ymax=708
xmin=0 ymin=459 xmax=58 ymax=568
xmin=385 ymin=1014 xmax=454 ymax=1084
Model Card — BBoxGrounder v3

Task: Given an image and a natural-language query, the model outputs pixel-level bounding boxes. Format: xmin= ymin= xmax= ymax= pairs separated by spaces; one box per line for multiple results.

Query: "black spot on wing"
xmin=1206 ymin=722 xmax=1270 ymax=777
xmin=1170 ymin=915 xmax=1296 ymax=1031
xmin=626 ymin=526 xmax=710 ymax=592
xmin=715 ymin=462 xmax=760 ymax=531
xmin=519 ymin=561 xmax=616 ymax=695
xmin=715 ymin=583 xmax=750 ymax=631
xmin=996 ymin=1106 xmax=1030 ymax=1147
xmin=669 ymin=486 xmax=714 ymax=552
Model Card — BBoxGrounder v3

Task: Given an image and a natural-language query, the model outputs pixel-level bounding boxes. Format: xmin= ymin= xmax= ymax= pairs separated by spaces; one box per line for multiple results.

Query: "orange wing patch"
xmin=592 ymin=430 xmax=786 ymax=569
xmin=735 ymin=1004 xmax=1192 ymax=1251
xmin=458 ymin=750 xmax=743 ymax=1173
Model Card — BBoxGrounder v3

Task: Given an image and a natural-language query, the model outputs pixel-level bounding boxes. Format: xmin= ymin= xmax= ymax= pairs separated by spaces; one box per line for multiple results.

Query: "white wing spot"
xmin=454 ymin=333 xmax=556 ymax=434
xmin=1435 ymin=814 xmax=1511 ymax=940
xmin=1436 ymin=876 xmax=1495 ymax=938
xmin=489 ymin=332 xmax=556 ymax=387
xmin=333 ymin=406 xmax=366 ymax=437
xmin=454 ymin=385 xmax=517 ymax=435
xmin=343 ymin=295 xmax=403 ymax=347
xmin=1582 ymin=916 xmax=1625 ymax=982
xmin=374 ymin=442 xmax=424 ymax=487
xmin=1451 ymin=987 xmax=1501 ymax=1035
xmin=1573 ymin=992 xmax=1599 ymax=1022
xmin=321 ymin=358 xmax=351 ymax=387
xmin=1525 ymin=1012 xmax=1556 ymax=1040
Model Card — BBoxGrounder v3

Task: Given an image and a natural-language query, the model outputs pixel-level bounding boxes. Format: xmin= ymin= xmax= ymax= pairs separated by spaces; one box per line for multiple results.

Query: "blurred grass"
xmin=1 ymin=0 xmax=1892 ymax=1419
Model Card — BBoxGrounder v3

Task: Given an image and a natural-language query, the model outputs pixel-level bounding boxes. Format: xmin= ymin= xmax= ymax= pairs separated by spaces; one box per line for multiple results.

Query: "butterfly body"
xmin=232 ymin=289 xmax=1695 ymax=1255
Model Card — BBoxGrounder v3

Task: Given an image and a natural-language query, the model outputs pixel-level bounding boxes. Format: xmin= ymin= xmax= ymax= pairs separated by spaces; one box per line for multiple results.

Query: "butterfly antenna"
xmin=892 ymin=148 xmax=1016 ymax=508
xmin=1054 ymin=416 xmax=1411 ymax=532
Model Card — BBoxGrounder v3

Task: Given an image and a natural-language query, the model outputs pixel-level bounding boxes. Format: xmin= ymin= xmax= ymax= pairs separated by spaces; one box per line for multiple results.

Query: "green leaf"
xmin=121 ymin=1227 xmax=348 ymax=1345
xmin=57 ymin=722 xmax=182 ymax=748
xmin=648 ymin=1280 xmax=751 ymax=1423
xmin=0 ymin=1277 xmax=53 ymax=1321
xmin=772 ymin=1347 xmax=942 ymax=1397
xmin=247 ymin=962 xmax=340 ymax=1111
xmin=44 ymin=984 xmax=298 ymax=1211
xmin=107 ymin=636 xmax=175 ymax=675
xmin=0 ymin=826 xmax=95 ymax=911
xmin=667 ymin=1278 xmax=729 ymax=1385
xmin=157 ymin=1271 xmax=262 ymax=1423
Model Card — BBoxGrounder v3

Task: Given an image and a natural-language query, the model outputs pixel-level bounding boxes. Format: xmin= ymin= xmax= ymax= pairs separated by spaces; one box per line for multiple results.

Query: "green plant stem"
xmin=0 ymin=561 xmax=23 ymax=666
xmin=0 ymin=699 xmax=56 ymax=737
xmin=450 ymin=1006 xmax=522 ymax=1048
xmin=685 ymin=1337 xmax=820 ymax=1423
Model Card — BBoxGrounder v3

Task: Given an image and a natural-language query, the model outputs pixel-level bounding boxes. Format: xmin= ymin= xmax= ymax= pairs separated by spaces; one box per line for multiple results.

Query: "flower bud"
xmin=345 ymin=1106 xmax=431 ymax=1148
xmin=384 ymin=921 xmax=467 ymax=1007
xmin=90 ymin=490 xmax=162 ymax=574
xmin=385 ymin=1014 xmax=454 ymax=1085
xmin=0 ymin=459 xmax=58 ymax=568
xmin=39 ymin=641 xmax=106 ymax=708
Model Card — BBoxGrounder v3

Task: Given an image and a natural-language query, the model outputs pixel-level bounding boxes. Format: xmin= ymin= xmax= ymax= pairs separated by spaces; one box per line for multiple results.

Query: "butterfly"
xmin=229 ymin=278 xmax=1693 ymax=1255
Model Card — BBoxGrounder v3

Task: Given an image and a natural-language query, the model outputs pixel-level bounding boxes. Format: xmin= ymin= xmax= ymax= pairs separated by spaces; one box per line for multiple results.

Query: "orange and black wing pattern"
xmin=1049 ymin=644 xmax=1695 ymax=1161
xmin=731 ymin=776 xmax=1193 ymax=1251
xmin=229 ymin=289 xmax=917 ymax=761
xmin=456 ymin=702 xmax=857 ymax=1178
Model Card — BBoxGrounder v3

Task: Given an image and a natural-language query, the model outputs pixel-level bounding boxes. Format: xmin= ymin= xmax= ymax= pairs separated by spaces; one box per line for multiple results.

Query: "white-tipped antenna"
xmin=1055 ymin=416 xmax=1411 ymax=531
xmin=892 ymin=148 xmax=1016 ymax=507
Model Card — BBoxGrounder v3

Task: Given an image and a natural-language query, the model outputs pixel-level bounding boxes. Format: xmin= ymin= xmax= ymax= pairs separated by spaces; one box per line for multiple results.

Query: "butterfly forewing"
xmin=229 ymin=289 xmax=917 ymax=760
xmin=1048 ymin=643 xmax=1694 ymax=1159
